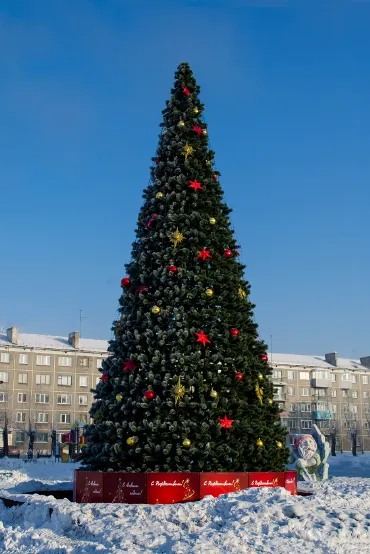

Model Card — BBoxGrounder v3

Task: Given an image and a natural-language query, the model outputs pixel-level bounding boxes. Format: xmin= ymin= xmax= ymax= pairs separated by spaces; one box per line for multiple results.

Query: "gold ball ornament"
xmin=202 ymin=129 xmax=207 ymax=135
xmin=276 ymin=441 xmax=283 ymax=449
xmin=268 ymin=399 xmax=273 ymax=405
xmin=209 ymin=217 xmax=216 ymax=225
xmin=256 ymin=438 xmax=263 ymax=448
xmin=116 ymin=394 xmax=123 ymax=401
xmin=206 ymin=160 xmax=212 ymax=167
xmin=182 ymin=438 xmax=191 ymax=448
xmin=151 ymin=305 xmax=161 ymax=315
xmin=126 ymin=436 xmax=136 ymax=446
xmin=210 ymin=389 xmax=218 ymax=399
xmin=156 ymin=192 xmax=164 ymax=199
xmin=205 ymin=288 xmax=214 ymax=297
xmin=258 ymin=373 xmax=263 ymax=381
xmin=177 ymin=120 xmax=185 ymax=128
xmin=193 ymin=108 xmax=199 ymax=114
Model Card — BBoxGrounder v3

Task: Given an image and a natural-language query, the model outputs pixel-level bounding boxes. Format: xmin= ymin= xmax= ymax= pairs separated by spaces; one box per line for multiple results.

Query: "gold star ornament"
xmin=181 ymin=144 xmax=195 ymax=160
xmin=173 ymin=376 xmax=185 ymax=405
xmin=169 ymin=228 xmax=185 ymax=248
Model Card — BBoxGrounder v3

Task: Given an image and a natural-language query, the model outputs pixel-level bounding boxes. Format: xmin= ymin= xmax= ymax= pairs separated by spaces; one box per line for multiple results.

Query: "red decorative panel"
xmin=200 ymin=473 xmax=249 ymax=499
xmin=147 ymin=473 xmax=200 ymax=504
xmin=249 ymin=472 xmax=285 ymax=489
xmin=73 ymin=471 xmax=104 ymax=503
xmin=103 ymin=473 xmax=147 ymax=503
xmin=284 ymin=471 xmax=298 ymax=495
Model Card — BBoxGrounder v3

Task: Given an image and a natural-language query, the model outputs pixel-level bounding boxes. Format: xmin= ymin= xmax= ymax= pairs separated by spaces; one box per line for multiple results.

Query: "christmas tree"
xmin=81 ymin=62 xmax=289 ymax=473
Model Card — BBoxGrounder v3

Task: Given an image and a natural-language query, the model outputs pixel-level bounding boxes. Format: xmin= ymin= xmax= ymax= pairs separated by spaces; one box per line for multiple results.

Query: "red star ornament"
xmin=192 ymin=125 xmax=203 ymax=135
xmin=122 ymin=359 xmax=138 ymax=372
xmin=218 ymin=415 xmax=235 ymax=429
xmin=195 ymin=330 xmax=211 ymax=347
xmin=189 ymin=179 xmax=204 ymax=191
xmin=182 ymin=85 xmax=191 ymax=96
xmin=196 ymin=248 xmax=212 ymax=261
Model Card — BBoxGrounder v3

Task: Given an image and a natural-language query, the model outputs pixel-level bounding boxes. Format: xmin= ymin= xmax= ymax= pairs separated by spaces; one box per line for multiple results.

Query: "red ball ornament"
xmin=121 ymin=277 xmax=131 ymax=288
xmin=260 ymin=354 xmax=268 ymax=362
xmin=234 ymin=371 xmax=243 ymax=381
xmin=224 ymin=249 xmax=233 ymax=258
xmin=168 ymin=265 xmax=178 ymax=274
xmin=230 ymin=328 xmax=239 ymax=338
xmin=101 ymin=374 xmax=109 ymax=382
xmin=144 ymin=390 xmax=155 ymax=400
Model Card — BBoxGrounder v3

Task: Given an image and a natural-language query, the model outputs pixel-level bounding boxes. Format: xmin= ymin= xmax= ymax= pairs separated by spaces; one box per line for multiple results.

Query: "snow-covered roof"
xmin=269 ymin=352 xmax=369 ymax=372
xmin=0 ymin=333 xmax=109 ymax=353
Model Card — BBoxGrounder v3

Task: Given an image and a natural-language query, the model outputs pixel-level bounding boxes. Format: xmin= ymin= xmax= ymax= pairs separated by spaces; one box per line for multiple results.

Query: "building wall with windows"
xmin=0 ymin=327 xmax=108 ymax=454
xmin=269 ymin=352 xmax=370 ymax=452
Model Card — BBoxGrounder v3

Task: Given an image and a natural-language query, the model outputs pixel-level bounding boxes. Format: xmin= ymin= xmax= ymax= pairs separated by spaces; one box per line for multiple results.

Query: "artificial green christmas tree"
xmin=81 ymin=62 xmax=289 ymax=473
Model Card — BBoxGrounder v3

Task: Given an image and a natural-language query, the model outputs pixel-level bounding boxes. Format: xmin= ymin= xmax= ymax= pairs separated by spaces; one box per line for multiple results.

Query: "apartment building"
xmin=269 ymin=352 xmax=370 ymax=451
xmin=0 ymin=326 xmax=109 ymax=454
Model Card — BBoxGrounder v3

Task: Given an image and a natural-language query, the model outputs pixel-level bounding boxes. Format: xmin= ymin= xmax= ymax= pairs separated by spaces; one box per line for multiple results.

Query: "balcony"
xmin=313 ymin=411 xmax=333 ymax=420
xmin=311 ymin=378 xmax=331 ymax=388
xmin=340 ymin=380 xmax=352 ymax=390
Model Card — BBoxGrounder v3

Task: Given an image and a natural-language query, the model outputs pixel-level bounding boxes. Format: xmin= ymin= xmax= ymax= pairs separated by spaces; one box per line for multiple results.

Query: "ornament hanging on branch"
xmin=224 ymin=249 xmax=233 ymax=259
xmin=210 ymin=389 xmax=218 ymax=399
xmin=188 ymin=179 xmax=204 ymax=191
xmin=202 ymin=129 xmax=207 ymax=136
xmin=260 ymin=354 xmax=268 ymax=362
xmin=121 ymin=277 xmax=131 ymax=288
xmin=177 ymin=120 xmax=185 ymax=128
xmin=218 ymin=415 xmax=234 ymax=429
xmin=181 ymin=144 xmax=195 ymax=160
xmin=193 ymin=107 xmax=199 ymax=114
xmin=255 ymin=382 xmax=264 ymax=405
xmin=168 ymin=265 xmax=178 ymax=274
xmin=126 ymin=436 xmax=137 ymax=446
xmin=258 ymin=373 xmax=263 ymax=381
xmin=234 ymin=371 xmax=243 ymax=382
xmin=101 ymin=374 xmax=109 ymax=382
xmin=256 ymin=438 xmax=263 ymax=448
xmin=136 ymin=284 xmax=149 ymax=294
xmin=209 ymin=217 xmax=216 ymax=225
xmin=144 ymin=390 xmax=155 ymax=400
xmin=182 ymin=438 xmax=191 ymax=447
xmin=116 ymin=394 xmax=123 ymax=401
xmin=196 ymin=248 xmax=212 ymax=261
xmin=276 ymin=441 xmax=283 ymax=449
xmin=146 ymin=214 xmax=158 ymax=228
xmin=238 ymin=287 xmax=246 ymax=299
xmin=230 ymin=328 xmax=239 ymax=338
xmin=169 ymin=228 xmax=185 ymax=248
xmin=195 ymin=330 xmax=211 ymax=347
xmin=155 ymin=192 xmax=164 ymax=199
xmin=151 ymin=305 xmax=161 ymax=315
xmin=173 ymin=376 xmax=185 ymax=406
xmin=122 ymin=359 xmax=138 ymax=373
xmin=182 ymin=85 xmax=191 ymax=96
xmin=205 ymin=288 xmax=214 ymax=297
xmin=192 ymin=125 xmax=203 ymax=135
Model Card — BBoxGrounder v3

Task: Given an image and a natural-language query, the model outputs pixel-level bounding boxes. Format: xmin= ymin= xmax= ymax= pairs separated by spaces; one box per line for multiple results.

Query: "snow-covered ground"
xmin=0 ymin=454 xmax=369 ymax=553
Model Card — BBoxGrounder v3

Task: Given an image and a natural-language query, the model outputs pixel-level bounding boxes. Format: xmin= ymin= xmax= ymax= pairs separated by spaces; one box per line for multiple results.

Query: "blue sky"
xmin=1 ymin=0 xmax=370 ymax=358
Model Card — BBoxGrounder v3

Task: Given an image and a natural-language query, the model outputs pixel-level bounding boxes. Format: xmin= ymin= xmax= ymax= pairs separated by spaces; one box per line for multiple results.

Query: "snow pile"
xmin=0 ymin=455 xmax=370 ymax=553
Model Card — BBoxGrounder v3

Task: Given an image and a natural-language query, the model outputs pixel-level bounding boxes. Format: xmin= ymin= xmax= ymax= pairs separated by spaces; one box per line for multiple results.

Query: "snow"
xmin=0 ymin=332 xmax=108 ymax=353
xmin=0 ymin=455 xmax=370 ymax=552
xmin=269 ymin=352 xmax=370 ymax=372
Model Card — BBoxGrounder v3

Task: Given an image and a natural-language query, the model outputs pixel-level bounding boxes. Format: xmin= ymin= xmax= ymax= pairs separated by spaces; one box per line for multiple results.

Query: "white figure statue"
xmin=290 ymin=424 xmax=330 ymax=481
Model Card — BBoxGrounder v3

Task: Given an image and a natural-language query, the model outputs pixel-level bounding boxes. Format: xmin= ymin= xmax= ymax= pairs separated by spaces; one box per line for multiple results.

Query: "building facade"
xmin=269 ymin=352 xmax=370 ymax=452
xmin=0 ymin=326 xmax=108 ymax=454
xmin=1 ymin=325 xmax=370 ymax=454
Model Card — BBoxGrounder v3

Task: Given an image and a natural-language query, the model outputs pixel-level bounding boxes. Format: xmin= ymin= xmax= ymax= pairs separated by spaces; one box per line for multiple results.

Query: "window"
xmin=342 ymin=390 xmax=348 ymax=398
xmin=364 ymin=405 xmax=370 ymax=414
xmin=332 ymin=404 xmax=337 ymax=413
xmin=365 ymin=422 xmax=369 ymax=431
xmin=35 ymin=433 xmax=48 ymax=443
xmin=16 ymin=412 xmax=26 ymax=423
xmin=79 ymin=376 xmax=88 ymax=387
xmin=79 ymin=413 xmax=89 ymax=423
xmin=78 ymin=357 xmax=89 ymax=368
xmin=281 ymin=419 xmax=288 ymax=428
xmin=352 ymin=374 xmax=357 ymax=384
xmin=331 ymin=373 xmax=336 ymax=382
xmin=313 ymin=370 xmax=329 ymax=380
xmin=35 ymin=413 xmax=49 ymax=423
xmin=343 ymin=421 xmax=351 ymax=429
xmin=343 ymin=404 xmax=349 ymax=414
xmin=272 ymin=370 xmax=282 ymax=379
xmin=19 ymin=354 xmax=28 ymax=365
xmin=36 ymin=355 xmax=51 ymax=366
xmin=350 ymin=405 xmax=358 ymax=414
xmin=300 ymin=372 xmax=310 ymax=380
xmin=35 ymin=393 xmax=49 ymax=403
xmin=300 ymin=403 xmax=311 ymax=412
xmin=315 ymin=402 xmax=326 ymax=412
xmin=301 ymin=388 xmax=310 ymax=397
xmin=288 ymin=420 xmax=296 ymax=429
xmin=58 ymin=375 xmax=72 ymax=386
xmin=58 ymin=357 xmax=72 ymax=367
xmin=18 ymin=373 xmax=28 ymax=384
xmin=301 ymin=420 xmax=312 ymax=430
xmin=15 ymin=432 xmax=25 ymax=442
xmin=0 ymin=353 xmax=10 ymax=363
xmin=59 ymin=413 xmax=71 ymax=424
xmin=79 ymin=395 xmax=88 ymax=406
xmin=17 ymin=393 xmax=27 ymax=403
xmin=0 ymin=392 xmax=8 ymax=402
xmin=314 ymin=389 xmax=326 ymax=397
xmin=96 ymin=359 xmax=103 ymax=369
xmin=287 ymin=387 xmax=294 ymax=396
xmin=352 ymin=390 xmax=358 ymax=399
xmin=0 ymin=372 xmax=9 ymax=383
xmin=342 ymin=373 xmax=350 ymax=382
xmin=57 ymin=394 xmax=72 ymax=405
xmin=287 ymin=371 xmax=295 ymax=380
xmin=363 ymin=375 xmax=369 ymax=385
xmin=364 ymin=391 xmax=370 ymax=399
xmin=331 ymin=389 xmax=337 ymax=397
xmin=36 ymin=374 xmax=51 ymax=385
xmin=289 ymin=404 xmax=296 ymax=413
